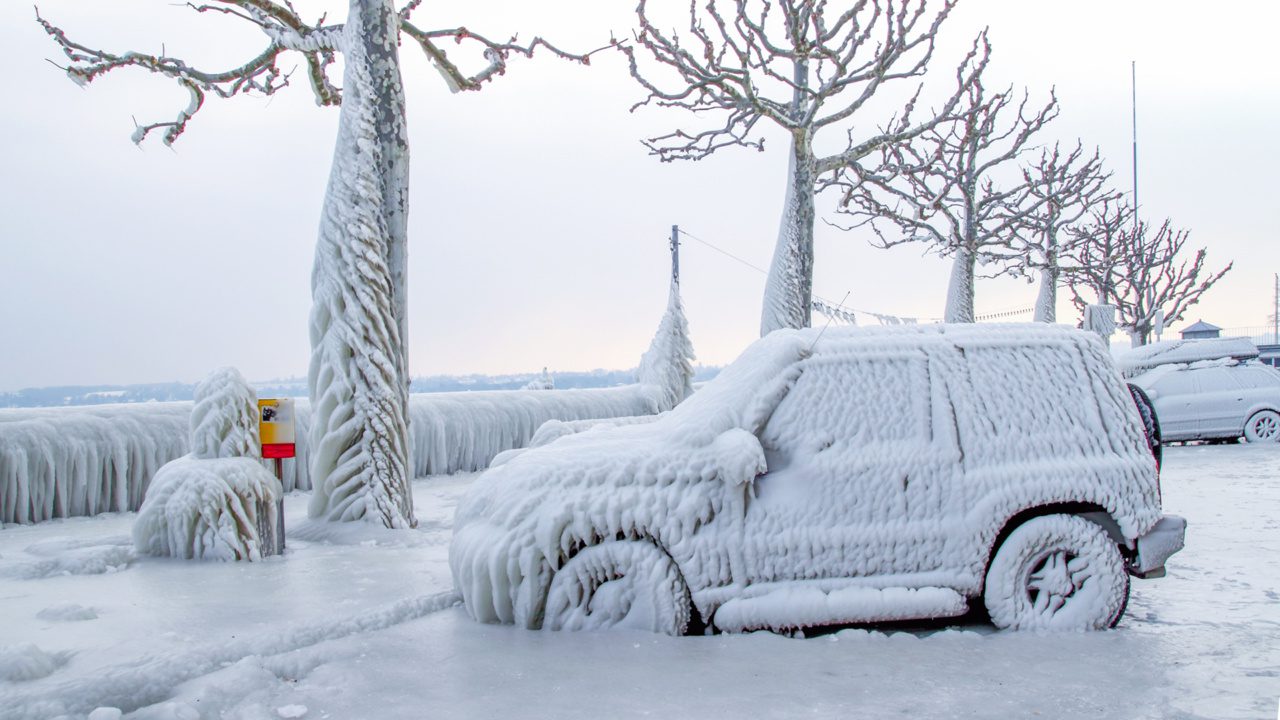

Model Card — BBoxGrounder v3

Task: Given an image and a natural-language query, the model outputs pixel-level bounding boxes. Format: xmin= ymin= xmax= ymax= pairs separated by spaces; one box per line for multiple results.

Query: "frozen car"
xmin=451 ymin=325 xmax=1185 ymax=635
xmin=1130 ymin=360 xmax=1280 ymax=443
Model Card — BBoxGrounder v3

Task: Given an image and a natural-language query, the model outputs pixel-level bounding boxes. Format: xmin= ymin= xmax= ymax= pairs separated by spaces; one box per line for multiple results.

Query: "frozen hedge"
xmin=0 ymin=385 xmax=661 ymax=524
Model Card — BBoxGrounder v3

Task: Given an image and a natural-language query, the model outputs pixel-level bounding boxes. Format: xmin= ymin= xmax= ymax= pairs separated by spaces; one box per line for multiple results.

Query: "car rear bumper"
xmin=1129 ymin=514 xmax=1187 ymax=579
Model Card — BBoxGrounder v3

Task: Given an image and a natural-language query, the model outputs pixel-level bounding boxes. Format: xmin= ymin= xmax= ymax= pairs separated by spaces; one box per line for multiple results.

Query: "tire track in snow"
xmin=2 ymin=589 xmax=462 ymax=720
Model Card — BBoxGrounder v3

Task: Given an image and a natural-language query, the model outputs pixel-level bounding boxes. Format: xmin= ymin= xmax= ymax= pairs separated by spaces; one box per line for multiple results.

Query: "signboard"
xmin=258 ymin=398 xmax=296 ymax=459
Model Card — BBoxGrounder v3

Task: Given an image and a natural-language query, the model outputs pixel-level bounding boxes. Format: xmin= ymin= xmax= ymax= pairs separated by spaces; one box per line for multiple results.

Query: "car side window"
xmin=1153 ymin=369 xmax=1199 ymax=397
xmin=759 ymin=354 xmax=931 ymax=458
xmin=1234 ymin=368 xmax=1279 ymax=390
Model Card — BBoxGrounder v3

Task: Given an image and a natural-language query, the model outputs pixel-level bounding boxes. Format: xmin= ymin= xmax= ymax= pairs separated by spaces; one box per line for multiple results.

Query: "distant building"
xmin=1180 ymin=320 xmax=1222 ymax=340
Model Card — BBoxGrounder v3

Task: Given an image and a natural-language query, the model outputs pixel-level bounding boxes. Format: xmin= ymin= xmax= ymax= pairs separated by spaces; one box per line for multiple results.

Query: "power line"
xmin=677 ymin=227 xmax=1030 ymax=325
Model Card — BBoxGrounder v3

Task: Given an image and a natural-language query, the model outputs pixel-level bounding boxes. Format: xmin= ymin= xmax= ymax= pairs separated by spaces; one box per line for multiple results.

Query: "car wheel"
xmin=543 ymin=540 xmax=691 ymax=635
xmin=1243 ymin=410 xmax=1280 ymax=443
xmin=984 ymin=514 xmax=1129 ymax=631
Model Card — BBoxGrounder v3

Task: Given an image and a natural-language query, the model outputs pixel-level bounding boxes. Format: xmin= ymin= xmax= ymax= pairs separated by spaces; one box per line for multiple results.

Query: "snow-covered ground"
xmin=1 ymin=445 xmax=1276 ymax=719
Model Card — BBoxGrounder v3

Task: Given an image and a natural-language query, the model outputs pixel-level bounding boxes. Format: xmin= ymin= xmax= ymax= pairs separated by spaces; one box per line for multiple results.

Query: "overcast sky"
xmin=1 ymin=0 xmax=1277 ymax=392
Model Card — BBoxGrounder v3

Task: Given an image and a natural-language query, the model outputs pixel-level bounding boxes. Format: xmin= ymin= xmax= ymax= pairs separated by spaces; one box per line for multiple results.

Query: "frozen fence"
xmin=0 ymin=386 xmax=660 ymax=524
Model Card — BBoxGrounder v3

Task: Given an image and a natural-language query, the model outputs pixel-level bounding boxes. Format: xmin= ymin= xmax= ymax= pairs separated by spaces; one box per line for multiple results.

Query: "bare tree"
xmin=1061 ymin=195 xmax=1133 ymax=309
xmin=1068 ymin=216 xmax=1232 ymax=346
xmin=37 ymin=0 xmax=598 ymax=528
xmin=991 ymin=143 xmax=1111 ymax=322
xmin=836 ymin=78 xmax=1057 ymax=322
xmin=619 ymin=0 xmax=987 ymax=335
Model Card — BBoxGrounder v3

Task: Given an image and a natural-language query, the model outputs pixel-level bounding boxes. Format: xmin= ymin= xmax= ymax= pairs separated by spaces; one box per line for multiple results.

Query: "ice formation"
xmin=0 ymin=384 xmax=663 ymax=525
xmin=305 ymin=1 xmax=414 ymax=529
xmin=0 ymin=643 xmax=70 ymax=682
xmin=133 ymin=457 xmax=282 ymax=561
xmin=452 ymin=324 xmax=1166 ymax=633
xmin=637 ymin=278 xmax=697 ymax=410
xmin=0 ymin=403 xmax=189 ymax=524
xmin=188 ymin=367 xmax=260 ymax=460
xmin=133 ymin=368 xmax=281 ymax=561
xmin=522 ymin=368 xmax=555 ymax=391
xmin=983 ymin=514 xmax=1129 ymax=630
xmin=944 ymin=248 xmax=977 ymax=323
xmin=35 ymin=603 xmax=99 ymax=622
xmin=760 ymin=146 xmax=816 ymax=335
xmin=2 ymin=288 xmax=706 ymax=527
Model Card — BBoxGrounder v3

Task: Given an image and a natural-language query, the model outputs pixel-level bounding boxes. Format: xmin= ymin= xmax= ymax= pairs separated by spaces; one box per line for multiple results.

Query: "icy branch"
xmin=400 ymin=22 xmax=609 ymax=94
xmin=1066 ymin=209 xmax=1232 ymax=342
xmin=34 ymin=0 xmax=343 ymax=144
xmin=621 ymin=0 xmax=977 ymax=164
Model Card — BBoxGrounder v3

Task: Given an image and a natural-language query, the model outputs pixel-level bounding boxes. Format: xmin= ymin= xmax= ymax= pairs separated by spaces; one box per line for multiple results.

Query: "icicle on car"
xmin=451 ymin=324 xmax=1185 ymax=634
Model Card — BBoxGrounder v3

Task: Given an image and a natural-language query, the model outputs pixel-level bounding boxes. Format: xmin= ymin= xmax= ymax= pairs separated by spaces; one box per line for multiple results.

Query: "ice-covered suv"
xmin=451 ymin=324 xmax=1185 ymax=634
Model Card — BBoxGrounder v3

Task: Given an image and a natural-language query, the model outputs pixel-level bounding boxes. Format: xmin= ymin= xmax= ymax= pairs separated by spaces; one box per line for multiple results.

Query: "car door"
xmin=1147 ymin=369 xmax=1202 ymax=440
xmin=1231 ymin=366 xmax=1280 ymax=432
xmin=1184 ymin=367 xmax=1243 ymax=438
xmin=741 ymin=347 xmax=958 ymax=585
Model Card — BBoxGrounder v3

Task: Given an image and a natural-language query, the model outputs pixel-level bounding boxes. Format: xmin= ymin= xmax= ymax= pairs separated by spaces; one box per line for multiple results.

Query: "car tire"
xmin=984 ymin=514 xmax=1129 ymax=631
xmin=1243 ymin=410 xmax=1280 ymax=443
xmin=543 ymin=540 xmax=691 ymax=635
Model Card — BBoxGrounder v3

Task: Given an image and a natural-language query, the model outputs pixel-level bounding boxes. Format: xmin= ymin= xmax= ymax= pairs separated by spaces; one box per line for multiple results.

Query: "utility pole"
xmin=1131 ymin=60 xmax=1139 ymax=236
xmin=670 ymin=225 xmax=681 ymax=285
xmin=1274 ymin=273 xmax=1278 ymax=345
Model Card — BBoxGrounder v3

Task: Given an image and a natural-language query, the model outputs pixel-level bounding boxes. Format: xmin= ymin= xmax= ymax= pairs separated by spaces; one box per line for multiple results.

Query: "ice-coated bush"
xmin=133 ymin=367 xmax=281 ymax=561
xmin=189 ymin=366 xmax=261 ymax=460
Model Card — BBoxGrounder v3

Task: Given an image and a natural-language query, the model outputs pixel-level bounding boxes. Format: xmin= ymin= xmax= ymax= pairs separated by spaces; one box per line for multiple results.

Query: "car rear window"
xmin=959 ymin=342 xmax=1109 ymax=459
xmin=760 ymin=353 xmax=931 ymax=457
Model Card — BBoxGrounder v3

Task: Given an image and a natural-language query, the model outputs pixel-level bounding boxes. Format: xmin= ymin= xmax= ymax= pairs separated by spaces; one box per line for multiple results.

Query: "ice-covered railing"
xmin=0 ymin=385 xmax=662 ymax=524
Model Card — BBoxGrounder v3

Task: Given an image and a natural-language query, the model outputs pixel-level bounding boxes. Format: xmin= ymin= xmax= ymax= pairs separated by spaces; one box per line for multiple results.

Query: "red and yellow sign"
xmin=258 ymin=398 xmax=296 ymax=459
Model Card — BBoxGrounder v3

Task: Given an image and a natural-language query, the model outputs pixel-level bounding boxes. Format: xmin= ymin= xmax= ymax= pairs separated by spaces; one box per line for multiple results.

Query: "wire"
xmin=675 ymin=227 xmax=1035 ymax=325
xmin=676 ymin=229 xmax=769 ymax=275
xmin=677 ymin=227 xmax=942 ymax=323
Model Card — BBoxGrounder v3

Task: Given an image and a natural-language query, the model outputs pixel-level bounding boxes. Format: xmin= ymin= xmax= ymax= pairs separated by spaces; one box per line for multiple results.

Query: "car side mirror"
xmin=712 ymin=428 xmax=766 ymax=488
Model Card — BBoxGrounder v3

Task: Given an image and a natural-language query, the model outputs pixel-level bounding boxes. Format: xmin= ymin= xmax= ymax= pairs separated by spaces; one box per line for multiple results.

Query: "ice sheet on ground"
xmin=0 ymin=447 xmax=1276 ymax=719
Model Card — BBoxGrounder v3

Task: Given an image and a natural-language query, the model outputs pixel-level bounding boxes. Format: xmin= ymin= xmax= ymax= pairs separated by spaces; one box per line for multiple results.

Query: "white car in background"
xmin=1130 ymin=360 xmax=1280 ymax=443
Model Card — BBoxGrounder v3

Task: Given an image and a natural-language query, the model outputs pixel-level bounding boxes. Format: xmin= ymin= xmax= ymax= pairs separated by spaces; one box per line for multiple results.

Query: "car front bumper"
xmin=1129 ymin=514 xmax=1187 ymax=579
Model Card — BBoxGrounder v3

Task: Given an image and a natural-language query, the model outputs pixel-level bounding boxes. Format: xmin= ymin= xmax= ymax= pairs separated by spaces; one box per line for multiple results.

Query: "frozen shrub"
xmin=133 ymin=368 xmax=281 ymax=561
xmin=189 ymin=366 xmax=261 ymax=460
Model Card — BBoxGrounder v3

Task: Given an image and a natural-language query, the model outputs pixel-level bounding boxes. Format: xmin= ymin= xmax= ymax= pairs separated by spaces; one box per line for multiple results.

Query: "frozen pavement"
xmin=1 ymin=446 xmax=1277 ymax=719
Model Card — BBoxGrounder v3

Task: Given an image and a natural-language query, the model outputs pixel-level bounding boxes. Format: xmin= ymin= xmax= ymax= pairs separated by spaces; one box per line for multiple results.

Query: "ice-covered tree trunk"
xmin=760 ymin=135 xmax=816 ymax=335
xmin=1034 ymin=266 xmax=1057 ymax=323
xmin=307 ymin=0 xmax=415 ymax=528
xmin=944 ymin=247 xmax=976 ymax=323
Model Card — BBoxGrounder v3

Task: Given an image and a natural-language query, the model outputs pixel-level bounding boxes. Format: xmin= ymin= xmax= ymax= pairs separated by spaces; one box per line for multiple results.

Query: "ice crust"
xmin=0 ymin=643 xmax=70 ymax=682
xmin=35 ymin=603 xmax=99 ymax=622
xmin=1 ymin=387 xmax=661 ymax=525
xmin=451 ymin=324 xmax=1163 ymax=632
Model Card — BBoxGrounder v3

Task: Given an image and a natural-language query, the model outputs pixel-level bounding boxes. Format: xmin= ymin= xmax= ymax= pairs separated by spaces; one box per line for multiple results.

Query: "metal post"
xmin=1274 ymin=273 xmax=1278 ymax=345
xmin=274 ymin=457 xmax=285 ymax=554
xmin=1132 ymin=61 xmax=1139 ymax=239
xmin=670 ymin=225 xmax=680 ymax=285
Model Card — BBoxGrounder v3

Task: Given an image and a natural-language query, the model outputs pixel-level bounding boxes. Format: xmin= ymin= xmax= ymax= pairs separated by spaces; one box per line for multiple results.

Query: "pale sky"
xmin=1 ymin=0 xmax=1277 ymax=392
